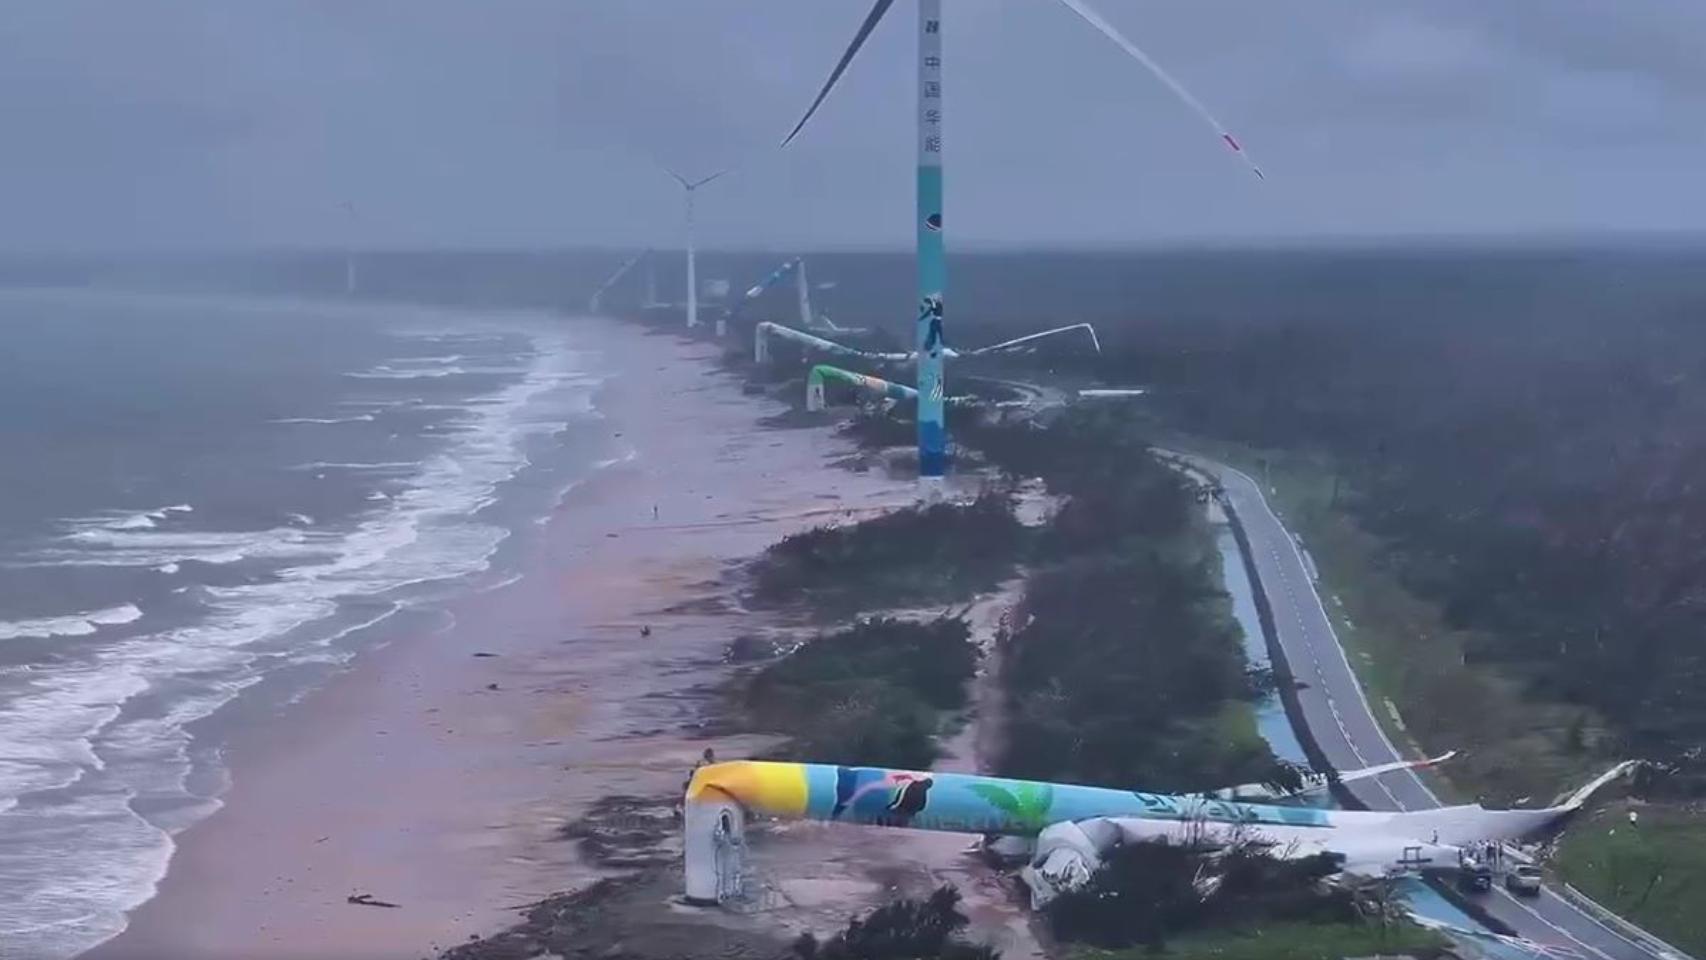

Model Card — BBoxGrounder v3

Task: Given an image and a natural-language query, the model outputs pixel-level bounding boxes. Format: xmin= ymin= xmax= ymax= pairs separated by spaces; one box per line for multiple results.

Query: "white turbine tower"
xmin=661 ymin=166 xmax=730 ymax=330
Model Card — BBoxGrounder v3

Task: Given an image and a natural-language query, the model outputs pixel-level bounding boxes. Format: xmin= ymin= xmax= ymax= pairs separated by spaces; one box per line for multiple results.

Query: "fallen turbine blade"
xmin=1049 ymin=0 xmax=1265 ymax=180
xmin=781 ymin=0 xmax=898 ymax=147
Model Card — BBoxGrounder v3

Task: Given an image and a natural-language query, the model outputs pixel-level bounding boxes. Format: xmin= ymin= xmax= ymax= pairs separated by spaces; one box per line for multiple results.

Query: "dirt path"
xmin=728 ymin=576 xmax=1045 ymax=960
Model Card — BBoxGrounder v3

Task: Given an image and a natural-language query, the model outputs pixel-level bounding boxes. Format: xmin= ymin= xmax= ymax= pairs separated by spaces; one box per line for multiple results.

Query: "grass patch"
xmin=748 ymin=491 xmax=1025 ymax=616
xmin=746 ymin=616 xmax=977 ymax=769
xmin=1554 ymin=800 xmax=1706 ymax=958
xmin=1163 ymin=432 xmax=1608 ymax=806
xmin=1067 ymin=919 xmax=1447 ymax=960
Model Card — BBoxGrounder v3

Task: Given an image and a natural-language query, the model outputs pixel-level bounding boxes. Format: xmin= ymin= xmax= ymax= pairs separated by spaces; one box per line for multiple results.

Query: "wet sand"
xmin=91 ymin=317 xmax=913 ymax=960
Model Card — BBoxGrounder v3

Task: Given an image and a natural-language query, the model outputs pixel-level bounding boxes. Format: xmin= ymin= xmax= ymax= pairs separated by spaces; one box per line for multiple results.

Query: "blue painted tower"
xmin=915 ymin=0 xmax=947 ymax=478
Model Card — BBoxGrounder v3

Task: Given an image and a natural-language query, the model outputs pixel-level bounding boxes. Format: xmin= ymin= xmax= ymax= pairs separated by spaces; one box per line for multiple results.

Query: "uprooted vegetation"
xmin=748 ymin=491 xmax=1025 ymax=614
xmin=745 ymin=616 xmax=978 ymax=770
xmin=1045 ymin=841 xmax=1446 ymax=958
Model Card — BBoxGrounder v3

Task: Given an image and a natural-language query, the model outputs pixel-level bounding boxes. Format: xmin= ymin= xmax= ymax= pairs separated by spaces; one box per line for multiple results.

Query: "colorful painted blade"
xmin=781 ymin=0 xmax=898 ymax=147
xmin=1049 ymin=0 xmax=1265 ymax=180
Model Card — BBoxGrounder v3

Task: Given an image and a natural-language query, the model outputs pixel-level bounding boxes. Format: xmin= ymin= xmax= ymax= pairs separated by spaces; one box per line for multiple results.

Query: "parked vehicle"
xmin=1506 ymin=864 xmax=1543 ymax=896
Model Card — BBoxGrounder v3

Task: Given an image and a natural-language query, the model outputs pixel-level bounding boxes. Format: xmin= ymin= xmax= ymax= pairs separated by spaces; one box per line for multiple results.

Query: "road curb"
xmin=1558 ymin=883 xmax=1696 ymax=960
xmin=1222 ymin=490 xmax=1521 ymax=939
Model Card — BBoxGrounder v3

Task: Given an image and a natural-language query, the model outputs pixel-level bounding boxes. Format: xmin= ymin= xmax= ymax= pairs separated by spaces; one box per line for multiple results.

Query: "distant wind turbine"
xmin=660 ymin=165 xmax=731 ymax=331
xmin=780 ymin=0 xmax=1262 ymax=481
xmin=588 ymin=249 xmax=650 ymax=315
xmin=340 ymin=200 xmax=359 ymax=297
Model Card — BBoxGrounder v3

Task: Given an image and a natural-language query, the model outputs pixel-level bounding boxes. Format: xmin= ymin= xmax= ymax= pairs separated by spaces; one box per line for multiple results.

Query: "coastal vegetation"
xmin=998 ymin=553 xmax=1274 ymax=791
xmin=1114 ymin=307 xmax=1706 ymax=780
xmin=1045 ymin=841 xmax=1444 ymax=958
xmin=1073 ymin=301 xmax=1706 ymax=952
xmin=754 ymin=399 xmax=1286 ymax=793
xmin=952 ymin=408 xmax=1285 ymax=791
xmin=744 ymin=616 xmax=978 ymax=769
xmin=748 ymin=491 xmax=1024 ymax=614
xmin=789 ymin=886 xmax=998 ymax=960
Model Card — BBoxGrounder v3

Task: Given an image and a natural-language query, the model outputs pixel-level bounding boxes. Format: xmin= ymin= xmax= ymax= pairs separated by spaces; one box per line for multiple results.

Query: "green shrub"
xmin=1046 ymin=842 xmax=1352 ymax=951
xmin=1000 ymin=553 xmax=1267 ymax=792
xmin=750 ymin=492 xmax=1024 ymax=612
xmin=747 ymin=617 xmax=979 ymax=770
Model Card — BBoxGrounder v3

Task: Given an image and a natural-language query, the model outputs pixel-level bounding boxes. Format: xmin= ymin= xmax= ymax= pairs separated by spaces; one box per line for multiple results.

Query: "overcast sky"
xmin=3 ymin=0 xmax=1705 ymax=252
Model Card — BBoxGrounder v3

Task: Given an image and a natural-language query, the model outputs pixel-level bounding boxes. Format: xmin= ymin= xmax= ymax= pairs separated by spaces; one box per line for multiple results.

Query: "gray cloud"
xmin=0 ymin=0 xmax=1702 ymax=253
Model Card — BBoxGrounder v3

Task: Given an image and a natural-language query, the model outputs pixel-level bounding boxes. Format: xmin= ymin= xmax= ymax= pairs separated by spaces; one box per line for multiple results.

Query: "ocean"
xmin=0 ymin=289 xmax=617 ymax=958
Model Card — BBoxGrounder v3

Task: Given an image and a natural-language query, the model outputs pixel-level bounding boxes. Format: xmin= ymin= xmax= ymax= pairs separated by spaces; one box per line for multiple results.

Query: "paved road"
xmin=1183 ymin=454 xmax=1678 ymax=960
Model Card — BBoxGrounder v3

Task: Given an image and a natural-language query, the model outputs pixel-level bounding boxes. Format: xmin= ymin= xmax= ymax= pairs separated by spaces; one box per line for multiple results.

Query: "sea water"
xmin=0 ymin=289 xmax=617 ymax=958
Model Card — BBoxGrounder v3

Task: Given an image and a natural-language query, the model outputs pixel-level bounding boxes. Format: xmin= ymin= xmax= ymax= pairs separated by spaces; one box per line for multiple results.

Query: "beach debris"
xmin=486 ymin=682 xmax=500 ymax=691
xmin=347 ymin=892 xmax=400 ymax=909
xmin=640 ymin=625 xmax=652 ymax=638
xmin=471 ymin=651 xmax=498 ymax=658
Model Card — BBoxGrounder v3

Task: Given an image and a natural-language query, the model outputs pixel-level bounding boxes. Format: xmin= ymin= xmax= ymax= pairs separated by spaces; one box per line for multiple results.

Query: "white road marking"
xmin=1495 ymin=888 xmax=1618 ymax=960
xmin=1170 ymin=451 xmax=1657 ymax=958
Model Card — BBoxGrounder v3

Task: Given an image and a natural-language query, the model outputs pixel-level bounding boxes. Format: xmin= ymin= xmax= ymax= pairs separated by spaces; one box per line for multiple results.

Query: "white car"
xmin=1506 ymin=863 xmax=1543 ymax=896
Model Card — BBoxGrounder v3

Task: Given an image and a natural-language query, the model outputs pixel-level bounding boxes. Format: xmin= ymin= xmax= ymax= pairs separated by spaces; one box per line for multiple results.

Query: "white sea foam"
xmin=69 ymin=504 xmax=194 ymax=535
xmin=0 ymin=604 xmax=144 ymax=641
xmin=345 ymin=365 xmax=462 ymax=379
xmin=394 ymin=354 xmax=463 ymax=365
xmin=25 ymin=528 xmax=318 ymax=572
xmin=269 ymin=414 xmax=376 ymax=424
xmin=338 ymin=396 xmax=419 ymax=409
xmin=289 ymin=460 xmax=420 ymax=472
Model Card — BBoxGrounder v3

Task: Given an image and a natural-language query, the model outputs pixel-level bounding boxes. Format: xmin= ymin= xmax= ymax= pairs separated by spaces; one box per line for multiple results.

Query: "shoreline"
xmin=89 ymin=315 xmax=914 ymax=960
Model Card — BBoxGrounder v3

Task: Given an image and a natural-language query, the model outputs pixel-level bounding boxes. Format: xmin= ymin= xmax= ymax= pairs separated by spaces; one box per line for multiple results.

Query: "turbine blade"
xmin=781 ymin=0 xmax=898 ymax=148
xmin=653 ymin=158 xmax=691 ymax=190
xmin=1049 ymin=0 xmax=1265 ymax=180
xmin=689 ymin=168 xmax=732 ymax=190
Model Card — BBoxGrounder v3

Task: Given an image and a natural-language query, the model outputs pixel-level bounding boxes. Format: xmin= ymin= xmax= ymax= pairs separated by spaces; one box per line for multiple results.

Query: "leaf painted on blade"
xmin=1013 ymin=783 xmax=1056 ymax=830
xmin=966 ymin=783 xmax=1023 ymax=817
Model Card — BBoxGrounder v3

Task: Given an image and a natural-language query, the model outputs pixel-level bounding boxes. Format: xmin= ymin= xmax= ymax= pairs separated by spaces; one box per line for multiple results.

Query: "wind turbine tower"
xmin=340 ymin=200 xmax=359 ymax=297
xmin=795 ymin=258 xmax=817 ymax=329
xmin=780 ymin=0 xmax=1262 ymax=483
xmin=663 ymin=167 xmax=730 ymax=330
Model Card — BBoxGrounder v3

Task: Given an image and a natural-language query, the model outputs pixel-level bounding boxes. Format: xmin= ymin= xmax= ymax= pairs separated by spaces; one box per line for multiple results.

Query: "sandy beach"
xmin=89 ymin=316 xmax=916 ymax=960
